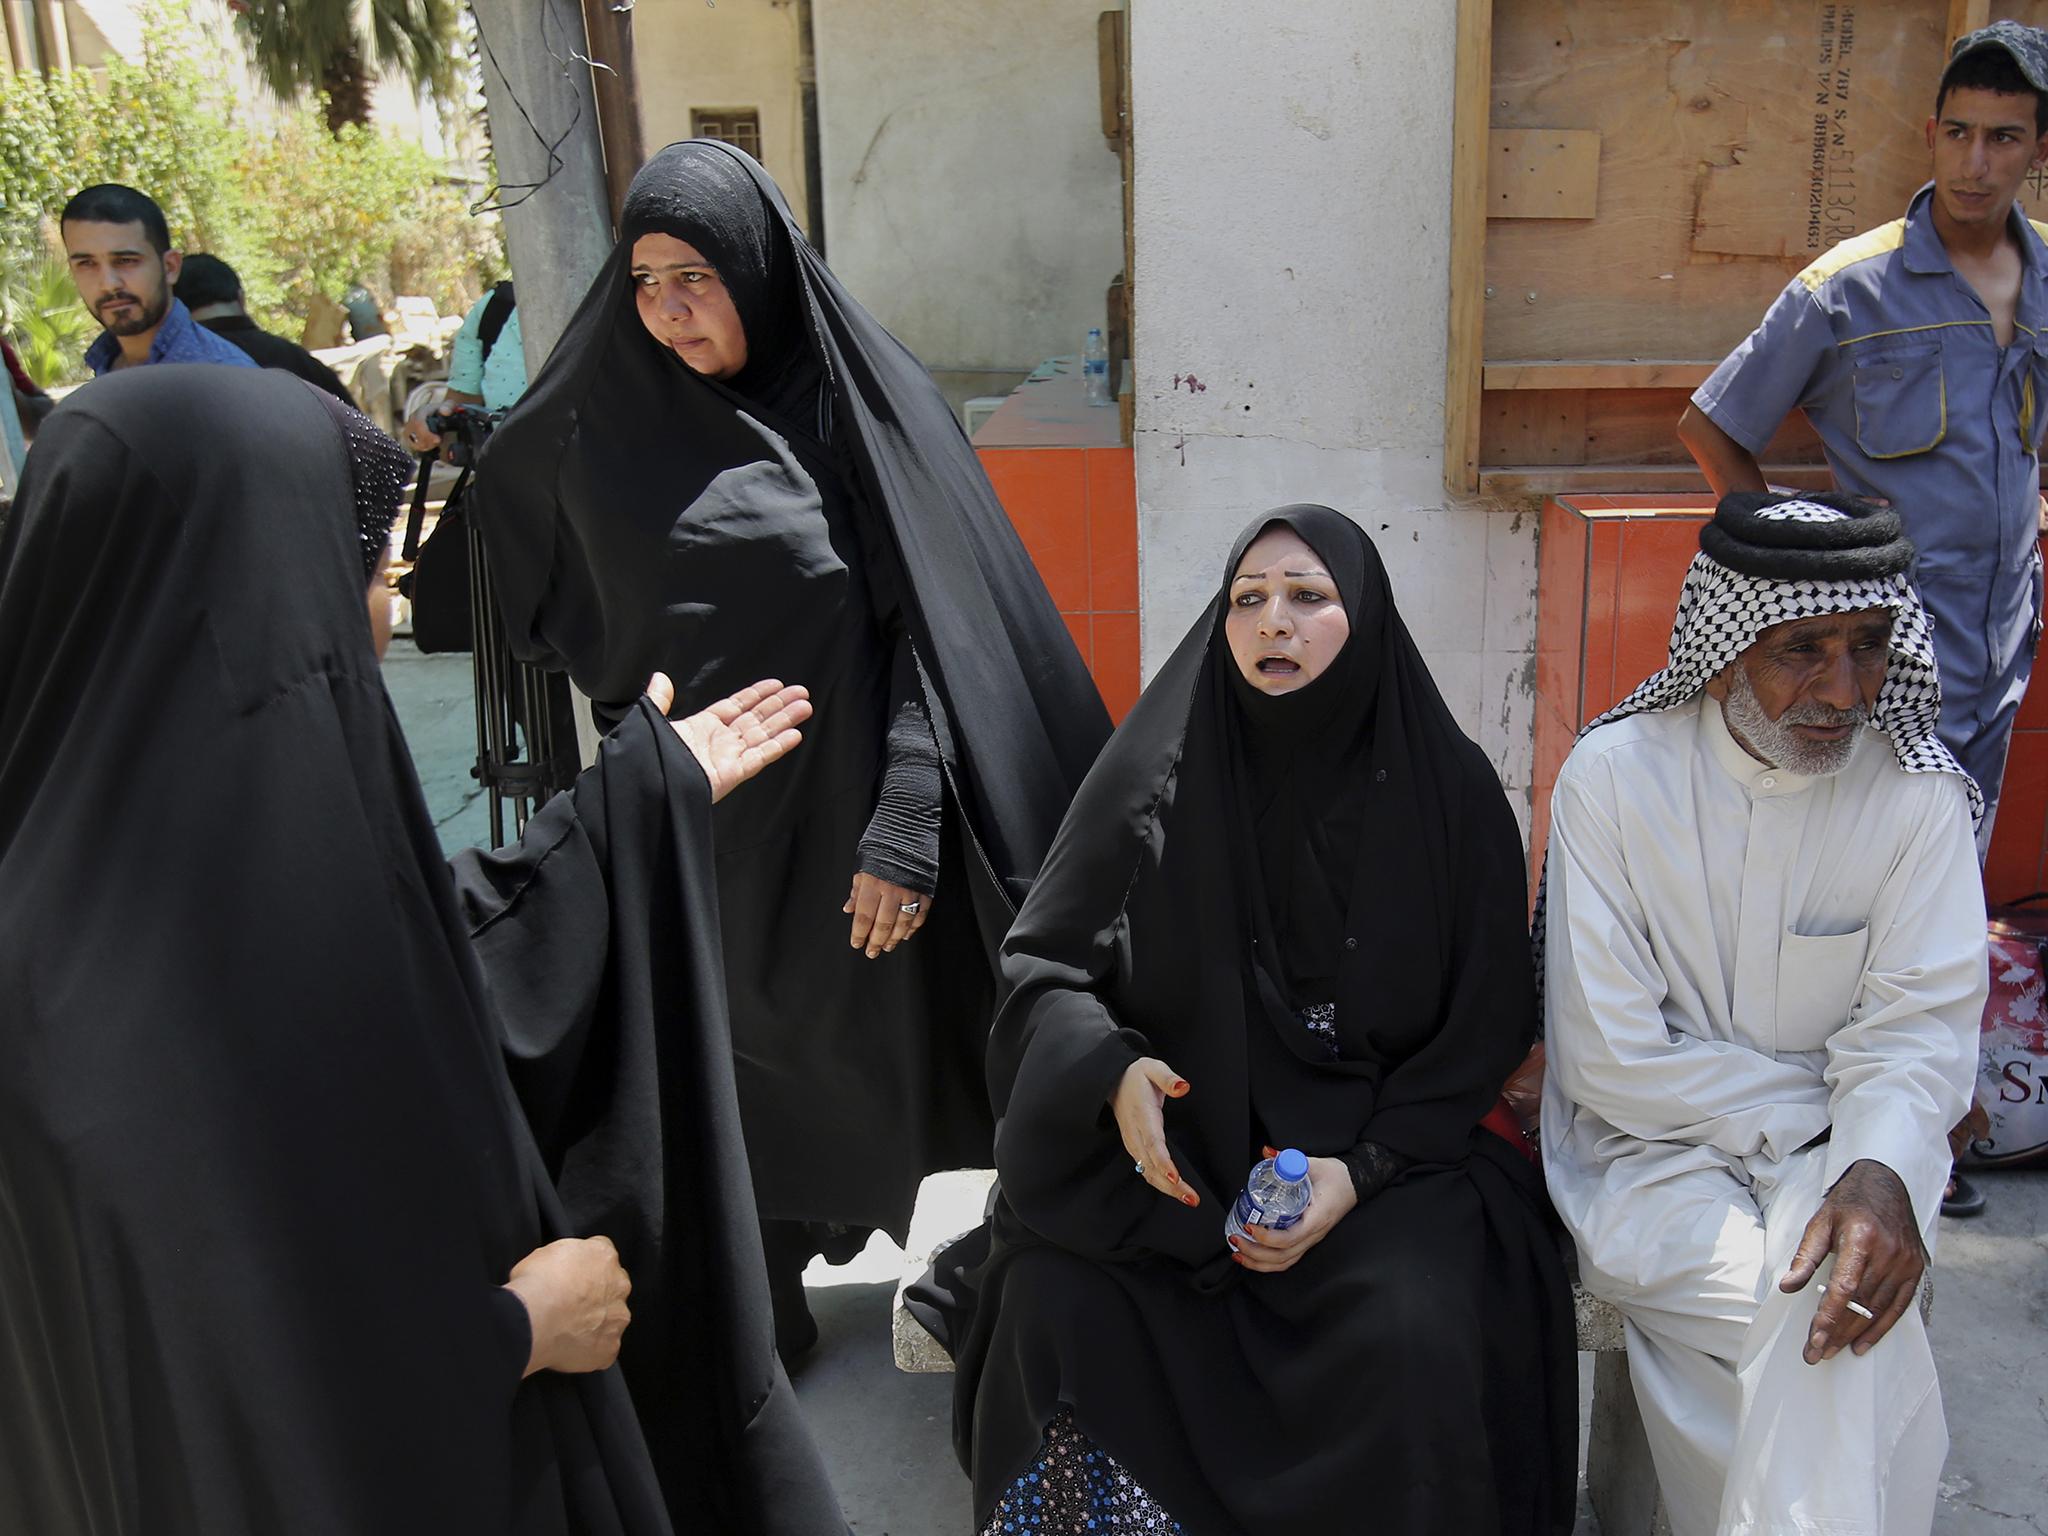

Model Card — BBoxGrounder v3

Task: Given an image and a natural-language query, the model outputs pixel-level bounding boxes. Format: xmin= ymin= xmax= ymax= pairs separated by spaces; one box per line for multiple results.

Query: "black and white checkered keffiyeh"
xmin=1587 ymin=524 xmax=1978 ymax=823
xmin=1531 ymin=497 xmax=1980 ymax=1025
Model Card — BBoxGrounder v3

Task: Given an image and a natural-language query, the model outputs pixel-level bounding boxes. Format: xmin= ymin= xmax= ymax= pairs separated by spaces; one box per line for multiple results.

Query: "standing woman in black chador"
xmin=475 ymin=140 xmax=1111 ymax=1350
xmin=0 ymin=366 xmax=845 ymax=1535
xmin=947 ymin=506 xmax=1576 ymax=1534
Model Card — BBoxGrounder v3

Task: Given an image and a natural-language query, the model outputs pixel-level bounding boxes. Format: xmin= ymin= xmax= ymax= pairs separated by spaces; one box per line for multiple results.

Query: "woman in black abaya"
xmin=950 ymin=507 xmax=1575 ymax=1534
xmin=0 ymin=366 xmax=842 ymax=1535
xmin=475 ymin=141 xmax=1110 ymax=1344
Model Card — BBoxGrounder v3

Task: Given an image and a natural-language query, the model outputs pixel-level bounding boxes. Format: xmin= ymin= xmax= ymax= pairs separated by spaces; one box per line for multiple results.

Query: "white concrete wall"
xmin=1129 ymin=0 xmax=1539 ymax=819
xmin=812 ymin=0 xmax=1125 ymax=372
xmin=631 ymin=0 xmax=810 ymax=230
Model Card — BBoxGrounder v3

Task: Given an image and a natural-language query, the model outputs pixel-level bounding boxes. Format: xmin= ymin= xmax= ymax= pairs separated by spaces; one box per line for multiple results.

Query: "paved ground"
xmin=381 ymin=637 xmax=492 ymax=854
xmin=388 ymin=640 xmax=2048 ymax=1536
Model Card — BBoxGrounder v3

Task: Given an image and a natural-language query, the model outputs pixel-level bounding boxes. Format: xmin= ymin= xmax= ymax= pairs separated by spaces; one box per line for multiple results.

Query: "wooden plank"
xmin=1580 ymin=388 xmax=1824 ymax=467
xmin=1484 ymin=361 xmax=1716 ymax=390
xmin=1477 ymin=385 xmax=1823 ymax=469
xmin=1947 ymin=0 xmax=1992 ymax=53
xmin=1444 ymin=0 xmax=1494 ymax=496
xmin=1488 ymin=129 xmax=1601 ymax=218
xmin=581 ymin=0 xmax=645 ymax=229
xmin=1098 ymin=10 xmax=1123 ymax=143
xmin=1479 ymin=464 xmax=1834 ymax=498
xmin=1480 ymin=390 xmax=1589 ymax=467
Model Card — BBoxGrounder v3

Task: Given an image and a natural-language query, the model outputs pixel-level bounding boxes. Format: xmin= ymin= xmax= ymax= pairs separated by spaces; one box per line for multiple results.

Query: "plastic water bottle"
xmin=1224 ymin=1147 xmax=1313 ymax=1245
xmin=1083 ymin=327 xmax=1113 ymax=407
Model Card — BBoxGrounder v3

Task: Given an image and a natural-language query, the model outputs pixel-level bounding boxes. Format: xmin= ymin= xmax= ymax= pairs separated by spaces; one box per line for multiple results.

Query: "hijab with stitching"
xmin=1220 ymin=511 xmax=1379 ymax=1010
xmin=617 ymin=144 xmax=817 ymax=421
xmin=474 ymin=139 xmax=1107 ymax=897
xmin=940 ymin=507 xmax=1575 ymax=1534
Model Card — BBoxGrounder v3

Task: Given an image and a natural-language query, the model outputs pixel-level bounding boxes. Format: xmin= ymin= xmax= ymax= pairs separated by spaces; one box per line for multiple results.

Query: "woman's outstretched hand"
xmin=1228 ymin=1147 xmax=1357 ymax=1275
xmin=1110 ymin=1058 xmax=1199 ymax=1208
xmin=645 ymin=673 xmax=810 ymax=803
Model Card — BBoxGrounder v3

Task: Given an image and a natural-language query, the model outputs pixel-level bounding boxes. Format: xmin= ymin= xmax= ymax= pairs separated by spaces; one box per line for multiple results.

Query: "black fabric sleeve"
xmin=1358 ymin=755 xmax=1538 ymax=1164
xmin=451 ymin=701 xmax=850 ymax=1533
xmin=484 ymin=1284 xmax=533 ymax=1391
xmin=856 ymin=636 xmax=942 ymax=893
xmin=1336 ymin=1139 xmax=1411 ymax=1206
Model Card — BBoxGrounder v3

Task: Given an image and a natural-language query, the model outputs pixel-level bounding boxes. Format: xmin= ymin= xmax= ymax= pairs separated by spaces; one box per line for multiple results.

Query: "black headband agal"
xmin=1698 ymin=491 xmax=1916 ymax=582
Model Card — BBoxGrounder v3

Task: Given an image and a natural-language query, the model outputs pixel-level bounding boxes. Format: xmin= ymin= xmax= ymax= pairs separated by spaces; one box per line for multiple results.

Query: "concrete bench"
xmin=891 ymin=1169 xmax=1932 ymax=1536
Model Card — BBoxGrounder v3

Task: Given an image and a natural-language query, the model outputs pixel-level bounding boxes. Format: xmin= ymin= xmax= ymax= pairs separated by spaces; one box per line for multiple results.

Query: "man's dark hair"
xmin=1937 ymin=49 xmax=2048 ymax=134
xmin=175 ymin=252 xmax=242 ymax=310
xmin=58 ymin=183 xmax=171 ymax=254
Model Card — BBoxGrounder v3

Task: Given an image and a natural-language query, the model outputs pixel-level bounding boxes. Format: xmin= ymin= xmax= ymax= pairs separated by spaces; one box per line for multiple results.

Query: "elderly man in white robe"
xmin=1541 ymin=492 xmax=1986 ymax=1536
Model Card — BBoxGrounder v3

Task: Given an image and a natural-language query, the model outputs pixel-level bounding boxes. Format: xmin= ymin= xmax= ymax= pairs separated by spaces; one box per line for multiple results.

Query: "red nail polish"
xmin=1173 ymin=1080 xmax=1190 ymax=1093
xmin=1183 ymin=1194 xmax=1197 ymax=1207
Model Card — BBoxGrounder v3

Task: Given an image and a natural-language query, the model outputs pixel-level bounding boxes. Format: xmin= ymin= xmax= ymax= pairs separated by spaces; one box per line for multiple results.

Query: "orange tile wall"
xmin=977 ymin=445 xmax=1141 ymax=723
xmin=1532 ymin=496 xmax=2048 ymax=906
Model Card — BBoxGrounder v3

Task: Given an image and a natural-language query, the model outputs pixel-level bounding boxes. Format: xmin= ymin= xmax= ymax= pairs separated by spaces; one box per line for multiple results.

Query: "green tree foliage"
xmin=0 ymin=4 xmax=501 ymax=383
xmin=1 ymin=259 xmax=101 ymax=388
xmin=230 ymin=0 xmax=462 ymax=134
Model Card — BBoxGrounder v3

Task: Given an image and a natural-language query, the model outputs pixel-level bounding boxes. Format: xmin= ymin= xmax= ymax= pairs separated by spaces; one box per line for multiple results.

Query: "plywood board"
xmin=1489 ymin=129 xmax=1601 ymax=218
xmin=1484 ymin=361 xmax=1716 ymax=390
xmin=1691 ymin=10 xmax=1939 ymax=260
xmin=1481 ymin=463 xmax=1834 ymax=496
xmin=1476 ymin=387 xmax=1825 ymax=469
xmin=1482 ymin=0 xmax=2048 ymax=365
xmin=1481 ymin=390 xmax=1589 ymax=465
xmin=1580 ymin=389 xmax=1824 ymax=466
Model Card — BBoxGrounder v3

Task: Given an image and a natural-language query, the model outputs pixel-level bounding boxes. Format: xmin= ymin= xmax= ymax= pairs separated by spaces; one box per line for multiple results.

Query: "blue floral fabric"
xmin=980 ymin=1409 xmax=1183 ymax=1534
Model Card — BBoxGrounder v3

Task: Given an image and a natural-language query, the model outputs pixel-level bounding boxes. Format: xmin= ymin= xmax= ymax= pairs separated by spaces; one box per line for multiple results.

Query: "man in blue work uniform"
xmin=1680 ymin=22 xmax=2048 ymax=858
xmin=61 ymin=184 xmax=258 ymax=378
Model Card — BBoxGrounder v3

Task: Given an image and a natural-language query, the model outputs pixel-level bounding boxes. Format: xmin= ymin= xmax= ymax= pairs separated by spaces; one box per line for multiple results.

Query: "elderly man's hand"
xmin=1778 ymin=1158 xmax=1926 ymax=1364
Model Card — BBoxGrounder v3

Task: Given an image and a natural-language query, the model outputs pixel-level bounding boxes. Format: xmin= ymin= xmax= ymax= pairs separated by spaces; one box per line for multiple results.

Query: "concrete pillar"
xmin=1126 ymin=0 xmax=1540 ymax=824
xmin=31 ymin=0 xmax=67 ymax=72
xmin=468 ymin=0 xmax=613 ymax=373
xmin=469 ymin=0 xmax=614 ymax=767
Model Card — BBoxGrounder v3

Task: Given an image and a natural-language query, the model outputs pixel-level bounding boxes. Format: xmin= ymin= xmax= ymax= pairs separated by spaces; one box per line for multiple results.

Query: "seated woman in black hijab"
xmin=476 ymin=141 xmax=1110 ymax=1350
xmin=0 ymin=366 xmax=843 ymax=1535
xmin=951 ymin=506 xmax=1575 ymax=1535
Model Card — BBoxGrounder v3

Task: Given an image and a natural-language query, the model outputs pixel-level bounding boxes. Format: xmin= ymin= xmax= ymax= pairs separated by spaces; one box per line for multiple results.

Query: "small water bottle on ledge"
xmin=1084 ymin=327 xmax=1112 ymax=407
xmin=1225 ymin=1147 xmax=1313 ymax=1245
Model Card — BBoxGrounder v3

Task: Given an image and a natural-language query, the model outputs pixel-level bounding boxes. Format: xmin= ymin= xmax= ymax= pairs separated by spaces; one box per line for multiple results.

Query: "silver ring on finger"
xmin=899 ymin=900 xmax=921 ymax=915
xmin=1845 ymin=1299 xmax=1875 ymax=1320
xmin=1134 ymin=1161 xmax=1145 ymax=1175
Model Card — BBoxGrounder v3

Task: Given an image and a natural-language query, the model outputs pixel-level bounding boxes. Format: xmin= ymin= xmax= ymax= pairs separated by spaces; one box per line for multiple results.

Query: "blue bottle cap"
xmin=1275 ymin=1148 xmax=1309 ymax=1182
